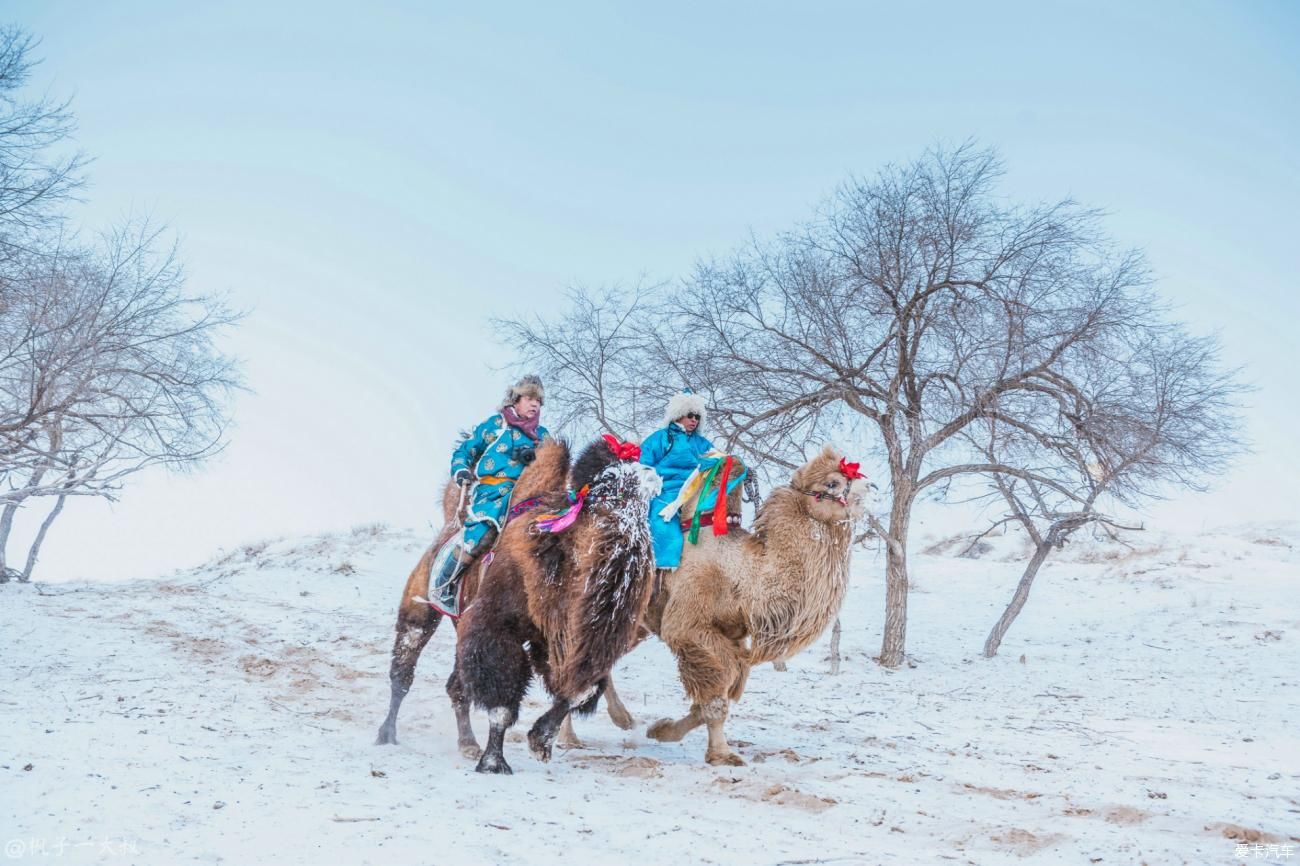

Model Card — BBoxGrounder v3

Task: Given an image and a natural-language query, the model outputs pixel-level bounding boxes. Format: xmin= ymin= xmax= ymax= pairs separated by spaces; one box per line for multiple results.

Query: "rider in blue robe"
xmin=429 ymin=375 xmax=549 ymax=616
xmin=640 ymin=390 xmax=715 ymax=569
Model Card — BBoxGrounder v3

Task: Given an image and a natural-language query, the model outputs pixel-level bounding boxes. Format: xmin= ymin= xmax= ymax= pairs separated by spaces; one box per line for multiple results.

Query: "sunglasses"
xmin=684 ymin=413 xmax=701 ymax=421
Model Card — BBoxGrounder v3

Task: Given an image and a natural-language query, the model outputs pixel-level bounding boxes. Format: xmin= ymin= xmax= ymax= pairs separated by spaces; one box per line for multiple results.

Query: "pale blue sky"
xmin=7 ymin=1 xmax=1298 ymax=579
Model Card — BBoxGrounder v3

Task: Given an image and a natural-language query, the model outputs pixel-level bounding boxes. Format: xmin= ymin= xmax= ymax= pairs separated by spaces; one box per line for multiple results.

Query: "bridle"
xmin=793 ymin=483 xmax=849 ymax=507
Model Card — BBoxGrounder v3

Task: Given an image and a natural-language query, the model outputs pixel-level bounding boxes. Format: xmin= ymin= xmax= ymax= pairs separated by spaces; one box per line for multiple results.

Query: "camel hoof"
xmin=607 ymin=707 xmax=636 ymax=731
xmin=475 ymin=753 xmax=513 ymax=775
xmin=646 ymin=718 xmax=683 ymax=743
xmin=375 ymin=724 xmax=397 ymax=746
xmin=527 ymin=730 xmax=554 ymax=763
xmin=459 ymin=742 xmax=482 ymax=760
xmin=706 ymin=750 xmax=746 ymax=767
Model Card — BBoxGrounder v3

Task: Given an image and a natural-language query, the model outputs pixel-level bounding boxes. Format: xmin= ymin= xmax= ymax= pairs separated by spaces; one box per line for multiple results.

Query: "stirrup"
xmin=428 ymin=543 xmax=468 ymax=618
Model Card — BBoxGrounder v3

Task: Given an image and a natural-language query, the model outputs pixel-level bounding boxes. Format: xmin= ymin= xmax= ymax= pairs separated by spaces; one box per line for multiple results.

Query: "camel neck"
xmin=744 ymin=487 xmax=853 ymax=664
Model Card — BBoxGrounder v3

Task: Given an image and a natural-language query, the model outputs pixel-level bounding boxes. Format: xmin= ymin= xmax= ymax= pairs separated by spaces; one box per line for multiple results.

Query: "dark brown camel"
xmin=374 ymin=438 xmax=637 ymax=756
xmin=455 ymin=436 xmax=661 ymax=774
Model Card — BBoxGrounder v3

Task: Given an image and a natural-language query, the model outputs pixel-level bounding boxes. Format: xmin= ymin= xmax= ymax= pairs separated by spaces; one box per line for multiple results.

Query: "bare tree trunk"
xmin=21 ymin=494 xmax=67 ymax=582
xmin=0 ymin=501 xmax=18 ymax=572
xmin=2 ymin=424 xmax=56 ymax=580
xmin=0 ymin=504 xmax=13 ymax=582
xmin=828 ymin=617 xmax=842 ymax=675
xmin=983 ymin=540 xmax=1052 ymax=658
xmin=879 ymin=486 xmax=913 ymax=668
xmin=1 ymin=462 xmax=49 ymax=573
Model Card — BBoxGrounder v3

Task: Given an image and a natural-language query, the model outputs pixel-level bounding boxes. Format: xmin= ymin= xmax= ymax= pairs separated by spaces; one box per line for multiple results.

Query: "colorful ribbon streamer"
xmin=533 ymin=484 xmax=590 ymax=534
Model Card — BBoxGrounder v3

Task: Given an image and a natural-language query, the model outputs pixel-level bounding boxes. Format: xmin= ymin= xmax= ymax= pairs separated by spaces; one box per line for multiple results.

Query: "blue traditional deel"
xmin=429 ymin=413 xmax=550 ymax=615
xmin=640 ymin=420 xmax=714 ymax=569
xmin=450 ymin=413 xmax=550 ymax=534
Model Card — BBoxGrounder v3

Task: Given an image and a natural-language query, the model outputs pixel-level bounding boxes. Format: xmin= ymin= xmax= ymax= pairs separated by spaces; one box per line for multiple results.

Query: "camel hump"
xmin=511 ymin=438 xmax=570 ymax=504
xmin=439 ymin=480 xmax=461 ymax=525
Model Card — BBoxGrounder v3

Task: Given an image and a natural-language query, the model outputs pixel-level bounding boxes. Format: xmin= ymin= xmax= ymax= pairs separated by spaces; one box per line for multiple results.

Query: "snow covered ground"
xmin=2 ymin=521 xmax=1297 ymax=865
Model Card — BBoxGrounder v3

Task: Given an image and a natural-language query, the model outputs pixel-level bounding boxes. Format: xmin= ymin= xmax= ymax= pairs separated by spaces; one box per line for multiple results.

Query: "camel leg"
xmin=527 ymin=696 xmax=573 ymax=764
xmin=445 ymin=664 xmax=480 ymax=759
xmin=646 ymin=704 xmax=703 ymax=742
xmin=531 ymin=680 xmax=600 ymax=762
xmin=457 ymin=617 xmax=531 ymax=774
xmin=602 ymin=675 xmax=636 ymax=730
xmin=555 ymin=679 xmax=608 ymax=749
xmin=556 ymin=714 xmax=584 ymax=750
xmin=375 ymin=612 xmax=442 ymax=745
xmin=728 ymin=662 xmax=752 ymax=703
xmin=477 ymin=707 xmax=517 ymax=775
xmin=701 ymin=697 xmax=744 ymax=766
xmin=650 ymin=626 xmax=740 ymax=746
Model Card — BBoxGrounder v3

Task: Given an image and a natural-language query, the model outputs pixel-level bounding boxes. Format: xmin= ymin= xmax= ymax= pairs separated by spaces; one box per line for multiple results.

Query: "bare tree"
xmin=667 ymin=142 xmax=1163 ymax=667
xmin=0 ymin=27 xmax=87 ymax=258
xmin=972 ymin=326 xmax=1244 ymax=656
xmin=0 ymin=224 xmax=240 ymax=580
xmin=0 ymin=25 xmax=239 ymax=582
xmin=493 ymin=284 xmax=668 ymax=441
xmin=498 ymin=143 xmax=1243 ymax=671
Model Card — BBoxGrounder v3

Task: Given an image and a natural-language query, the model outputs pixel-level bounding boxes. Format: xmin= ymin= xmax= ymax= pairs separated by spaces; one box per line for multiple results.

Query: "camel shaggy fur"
xmin=374 ymin=439 xmax=637 ymax=755
xmin=455 ymin=438 xmax=661 ymax=774
xmin=645 ymin=445 xmax=865 ymax=765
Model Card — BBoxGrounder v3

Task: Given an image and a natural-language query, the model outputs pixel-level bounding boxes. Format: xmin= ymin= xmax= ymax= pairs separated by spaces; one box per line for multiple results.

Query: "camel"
xmin=455 ymin=436 xmax=661 ymax=774
xmin=375 ymin=438 xmax=637 ymax=755
xmin=645 ymin=444 xmax=866 ymax=765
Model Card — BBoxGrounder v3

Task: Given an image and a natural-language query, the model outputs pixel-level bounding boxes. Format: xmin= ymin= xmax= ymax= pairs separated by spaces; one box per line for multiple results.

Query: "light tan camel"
xmin=644 ymin=445 xmax=865 ymax=765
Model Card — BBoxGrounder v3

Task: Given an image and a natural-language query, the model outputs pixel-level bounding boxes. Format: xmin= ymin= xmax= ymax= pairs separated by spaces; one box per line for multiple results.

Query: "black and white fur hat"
xmin=664 ymin=389 xmax=707 ymax=428
xmin=501 ymin=374 xmax=545 ymax=409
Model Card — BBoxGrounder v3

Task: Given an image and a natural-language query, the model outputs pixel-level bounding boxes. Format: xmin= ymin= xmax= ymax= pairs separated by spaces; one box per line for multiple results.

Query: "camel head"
xmin=570 ymin=435 xmax=662 ymax=510
xmin=790 ymin=445 xmax=869 ymax=522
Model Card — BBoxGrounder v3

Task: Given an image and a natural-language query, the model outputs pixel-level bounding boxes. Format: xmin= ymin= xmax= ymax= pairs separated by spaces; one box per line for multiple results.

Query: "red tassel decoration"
xmin=712 ymin=456 xmax=733 ymax=536
xmin=602 ymin=433 xmax=641 ymax=461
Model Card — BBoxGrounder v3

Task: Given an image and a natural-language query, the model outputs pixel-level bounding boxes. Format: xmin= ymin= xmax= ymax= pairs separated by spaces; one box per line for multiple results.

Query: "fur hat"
xmin=664 ymin=388 xmax=707 ymax=428
xmin=502 ymin=374 xmax=545 ymax=409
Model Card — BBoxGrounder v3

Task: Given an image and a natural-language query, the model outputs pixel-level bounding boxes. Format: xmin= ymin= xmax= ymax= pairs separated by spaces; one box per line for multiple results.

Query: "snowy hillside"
xmin=2 ymin=522 xmax=1297 ymax=865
